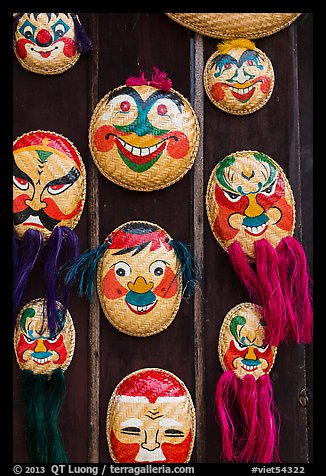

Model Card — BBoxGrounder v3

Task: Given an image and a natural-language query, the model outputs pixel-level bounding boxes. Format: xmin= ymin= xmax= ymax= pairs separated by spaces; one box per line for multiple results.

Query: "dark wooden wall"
xmin=13 ymin=13 xmax=313 ymax=464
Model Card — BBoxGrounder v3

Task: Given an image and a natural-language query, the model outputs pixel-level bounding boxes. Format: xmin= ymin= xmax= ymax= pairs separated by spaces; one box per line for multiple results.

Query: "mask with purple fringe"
xmin=88 ymin=66 xmax=200 ymax=191
xmin=13 ymin=130 xmax=86 ymax=336
xmin=14 ymin=298 xmax=75 ymax=463
xmin=206 ymin=150 xmax=313 ymax=346
xmin=13 ymin=13 xmax=92 ymax=75
xmin=64 ymin=220 xmax=200 ymax=337
xmin=215 ymin=302 xmax=280 ymax=463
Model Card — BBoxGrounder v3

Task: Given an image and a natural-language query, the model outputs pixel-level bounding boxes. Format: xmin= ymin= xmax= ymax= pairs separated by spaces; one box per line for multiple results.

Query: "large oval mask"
xmin=89 ymin=82 xmax=200 ymax=191
xmin=14 ymin=298 xmax=75 ymax=375
xmin=106 ymin=368 xmax=196 ymax=463
xmin=13 ymin=130 xmax=86 ymax=241
xmin=97 ymin=221 xmax=183 ymax=337
xmin=206 ymin=150 xmax=295 ymax=260
xmin=218 ymin=302 xmax=277 ymax=380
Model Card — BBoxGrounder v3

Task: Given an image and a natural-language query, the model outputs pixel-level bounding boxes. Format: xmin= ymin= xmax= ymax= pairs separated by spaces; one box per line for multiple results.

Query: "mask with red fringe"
xmin=13 ymin=130 xmax=86 ymax=336
xmin=206 ymin=150 xmax=313 ymax=346
xmin=215 ymin=302 xmax=280 ymax=463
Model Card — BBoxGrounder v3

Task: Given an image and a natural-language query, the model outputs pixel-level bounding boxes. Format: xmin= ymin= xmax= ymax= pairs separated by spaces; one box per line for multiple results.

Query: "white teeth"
xmin=230 ymin=85 xmax=254 ymax=94
xmin=24 ymin=216 xmax=43 ymax=226
xmin=33 ymin=357 xmax=51 ymax=364
xmin=244 ymin=224 xmax=267 ymax=235
xmin=243 ymin=364 xmax=258 ymax=371
xmin=128 ymin=303 xmax=155 ymax=313
xmin=117 ymin=138 xmax=161 ymax=157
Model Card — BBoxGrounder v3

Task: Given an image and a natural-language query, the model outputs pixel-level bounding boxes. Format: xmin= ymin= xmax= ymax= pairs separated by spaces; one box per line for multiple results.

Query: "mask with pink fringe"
xmin=216 ymin=302 xmax=280 ymax=463
xmin=206 ymin=150 xmax=313 ymax=347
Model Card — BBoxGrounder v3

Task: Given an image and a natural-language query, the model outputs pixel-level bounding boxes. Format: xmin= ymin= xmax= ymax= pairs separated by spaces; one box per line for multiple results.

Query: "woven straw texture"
xmin=13 ymin=130 xmax=86 ymax=241
xmin=206 ymin=150 xmax=295 ymax=261
xmin=14 ymin=298 xmax=75 ymax=375
xmin=88 ymin=84 xmax=200 ymax=191
xmin=13 ymin=13 xmax=81 ymax=75
xmin=218 ymin=302 xmax=277 ymax=381
xmin=165 ymin=13 xmax=301 ymax=39
xmin=106 ymin=368 xmax=196 ymax=463
xmin=97 ymin=221 xmax=183 ymax=337
xmin=203 ymin=40 xmax=275 ymax=115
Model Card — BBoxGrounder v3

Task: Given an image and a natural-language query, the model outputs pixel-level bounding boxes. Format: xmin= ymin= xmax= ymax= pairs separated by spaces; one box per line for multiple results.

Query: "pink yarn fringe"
xmin=126 ymin=66 xmax=172 ymax=91
xmin=277 ymin=236 xmax=313 ymax=343
xmin=215 ymin=372 xmax=280 ymax=463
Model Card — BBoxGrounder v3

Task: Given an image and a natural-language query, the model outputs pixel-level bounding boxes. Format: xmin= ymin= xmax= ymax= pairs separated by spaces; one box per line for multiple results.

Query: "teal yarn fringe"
xmin=169 ymin=239 xmax=201 ymax=298
xmin=46 ymin=369 xmax=67 ymax=463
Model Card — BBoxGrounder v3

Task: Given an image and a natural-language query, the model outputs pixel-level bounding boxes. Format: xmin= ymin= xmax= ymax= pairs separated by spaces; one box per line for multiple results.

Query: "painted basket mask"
xmin=106 ymin=368 xmax=196 ymax=463
xmin=206 ymin=150 xmax=312 ymax=346
xmin=65 ymin=220 xmax=199 ymax=337
xmin=13 ymin=130 xmax=86 ymax=335
xmin=203 ymin=39 xmax=274 ymax=115
xmin=13 ymin=13 xmax=92 ymax=75
xmin=215 ymin=303 xmax=279 ymax=463
xmin=14 ymin=298 xmax=75 ymax=463
xmin=88 ymin=67 xmax=200 ymax=191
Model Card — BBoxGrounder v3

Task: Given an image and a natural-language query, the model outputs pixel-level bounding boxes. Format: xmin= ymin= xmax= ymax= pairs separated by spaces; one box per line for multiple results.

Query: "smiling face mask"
xmin=88 ymin=67 xmax=200 ymax=191
xmin=204 ymin=39 xmax=274 ymax=115
xmin=215 ymin=302 xmax=280 ymax=463
xmin=106 ymin=368 xmax=196 ymax=463
xmin=13 ymin=13 xmax=92 ymax=75
xmin=206 ymin=150 xmax=312 ymax=347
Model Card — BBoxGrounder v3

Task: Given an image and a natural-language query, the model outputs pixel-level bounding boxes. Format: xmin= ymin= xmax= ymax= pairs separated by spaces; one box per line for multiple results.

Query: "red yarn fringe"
xmin=126 ymin=66 xmax=172 ymax=91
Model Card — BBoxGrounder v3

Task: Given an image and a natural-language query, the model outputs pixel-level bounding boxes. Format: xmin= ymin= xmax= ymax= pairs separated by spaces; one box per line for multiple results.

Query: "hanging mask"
xmin=13 ymin=13 xmax=92 ymax=75
xmin=13 ymin=130 xmax=86 ymax=335
xmin=14 ymin=298 xmax=75 ymax=463
xmin=203 ymin=39 xmax=274 ymax=115
xmin=106 ymin=368 xmax=196 ymax=463
xmin=206 ymin=150 xmax=313 ymax=345
xmin=65 ymin=220 xmax=199 ymax=337
xmin=215 ymin=302 xmax=279 ymax=463
xmin=88 ymin=66 xmax=200 ymax=191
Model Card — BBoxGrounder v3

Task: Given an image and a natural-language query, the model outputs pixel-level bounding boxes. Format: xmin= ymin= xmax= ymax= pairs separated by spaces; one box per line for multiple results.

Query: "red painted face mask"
xmin=13 ymin=130 xmax=86 ymax=336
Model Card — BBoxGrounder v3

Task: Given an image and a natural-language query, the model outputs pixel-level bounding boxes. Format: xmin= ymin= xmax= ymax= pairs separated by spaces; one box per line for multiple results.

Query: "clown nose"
xmin=35 ymin=29 xmax=52 ymax=47
xmin=128 ymin=276 xmax=154 ymax=294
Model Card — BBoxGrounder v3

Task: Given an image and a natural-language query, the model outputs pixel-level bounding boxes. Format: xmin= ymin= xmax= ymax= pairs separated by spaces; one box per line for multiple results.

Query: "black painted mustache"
xmin=13 ymin=207 xmax=60 ymax=231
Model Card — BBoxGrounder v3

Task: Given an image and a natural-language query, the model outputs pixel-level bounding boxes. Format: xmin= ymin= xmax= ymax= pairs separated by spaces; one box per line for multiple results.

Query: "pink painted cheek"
xmin=102 ymin=267 xmax=128 ymax=300
xmin=211 ymin=82 xmax=226 ymax=102
xmin=260 ymin=76 xmax=271 ymax=94
xmin=154 ymin=267 xmax=178 ymax=298
xmin=56 ymin=37 xmax=77 ymax=58
xmin=15 ymin=38 xmax=33 ymax=59
xmin=94 ymin=125 xmax=116 ymax=152
xmin=166 ymin=131 xmax=190 ymax=159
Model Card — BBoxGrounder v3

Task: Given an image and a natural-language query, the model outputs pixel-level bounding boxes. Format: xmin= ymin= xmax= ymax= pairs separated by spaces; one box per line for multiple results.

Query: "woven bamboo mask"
xmin=106 ymin=368 xmax=196 ymax=463
xmin=13 ymin=13 xmax=92 ymax=75
xmin=14 ymin=298 xmax=75 ymax=375
xmin=203 ymin=39 xmax=274 ymax=115
xmin=206 ymin=150 xmax=312 ymax=347
xmin=88 ymin=67 xmax=200 ymax=191
xmin=215 ymin=303 xmax=280 ymax=463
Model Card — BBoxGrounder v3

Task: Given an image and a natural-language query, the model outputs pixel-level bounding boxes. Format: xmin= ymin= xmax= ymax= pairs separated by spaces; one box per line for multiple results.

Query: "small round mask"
xmin=88 ymin=68 xmax=200 ymax=191
xmin=206 ymin=150 xmax=295 ymax=260
xmin=203 ymin=39 xmax=274 ymax=115
xmin=106 ymin=368 xmax=196 ymax=463
xmin=14 ymin=298 xmax=75 ymax=375
xmin=13 ymin=13 xmax=91 ymax=75
xmin=97 ymin=221 xmax=183 ymax=336
xmin=219 ymin=302 xmax=277 ymax=380
xmin=13 ymin=130 xmax=86 ymax=241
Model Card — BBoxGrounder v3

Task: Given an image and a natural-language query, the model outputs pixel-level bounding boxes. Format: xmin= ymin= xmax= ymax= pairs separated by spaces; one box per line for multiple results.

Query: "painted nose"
xmin=35 ymin=29 xmax=52 ymax=47
xmin=25 ymin=196 xmax=47 ymax=212
xmin=141 ymin=429 xmax=160 ymax=451
xmin=234 ymin=66 xmax=254 ymax=84
xmin=244 ymin=194 xmax=265 ymax=218
xmin=244 ymin=346 xmax=257 ymax=361
xmin=34 ymin=339 xmax=47 ymax=353
xmin=127 ymin=276 xmax=154 ymax=294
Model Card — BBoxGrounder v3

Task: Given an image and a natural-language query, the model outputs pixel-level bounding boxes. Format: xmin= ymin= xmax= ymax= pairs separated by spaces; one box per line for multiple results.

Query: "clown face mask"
xmin=13 ymin=13 xmax=91 ymax=75
xmin=89 ymin=70 xmax=200 ymax=191
xmin=97 ymin=221 xmax=183 ymax=337
xmin=14 ymin=298 xmax=75 ymax=375
xmin=13 ymin=130 xmax=86 ymax=241
xmin=206 ymin=150 xmax=295 ymax=260
xmin=219 ymin=302 xmax=277 ymax=380
xmin=106 ymin=368 xmax=196 ymax=463
xmin=203 ymin=39 xmax=274 ymax=115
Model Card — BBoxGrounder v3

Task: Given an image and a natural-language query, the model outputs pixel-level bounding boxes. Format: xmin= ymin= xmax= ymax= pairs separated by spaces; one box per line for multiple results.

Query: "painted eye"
xmin=247 ymin=59 xmax=254 ymax=66
xmin=223 ymin=190 xmax=241 ymax=202
xmin=47 ymin=183 xmax=72 ymax=195
xmin=233 ymin=339 xmax=247 ymax=351
xmin=224 ymin=63 xmax=232 ymax=70
xmin=120 ymin=101 xmax=131 ymax=112
xmin=165 ymin=429 xmax=184 ymax=437
xmin=47 ymin=335 xmax=60 ymax=343
xmin=22 ymin=25 xmax=34 ymax=39
xmin=114 ymin=262 xmax=131 ymax=277
xmin=262 ymin=180 xmax=277 ymax=196
xmin=258 ymin=344 xmax=269 ymax=353
xmin=54 ymin=24 xmax=66 ymax=37
xmin=13 ymin=175 xmax=29 ymax=190
xmin=157 ymin=104 xmax=168 ymax=115
xmin=120 ymin=427 xmax=141 ymax=435
xmin=149 ymin=260 xmax=166 ymax=277
xmin=23 ymin=335 xmax=34 ymax=344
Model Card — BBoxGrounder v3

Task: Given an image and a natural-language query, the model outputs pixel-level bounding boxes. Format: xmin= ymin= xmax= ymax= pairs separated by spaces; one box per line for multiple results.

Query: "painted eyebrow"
xmin=121 ymin=418 xmax=143 ymax=427
xmin=238 ymin=49 xmax=263 ymax=66
xmin=13 ymin=160 xmax=32 ymax=183
xmin=159 ymin=418 xmax=182 ymax=428
xmin=106 ymin=87 xmax=184 ymax=112
xmin=112 ymin=241 xmax=151 ymax=256
xmin=47 ymin=166 xmax=80 ymax=187
xmin=210 ymin=53 xmax=237 ymax=70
